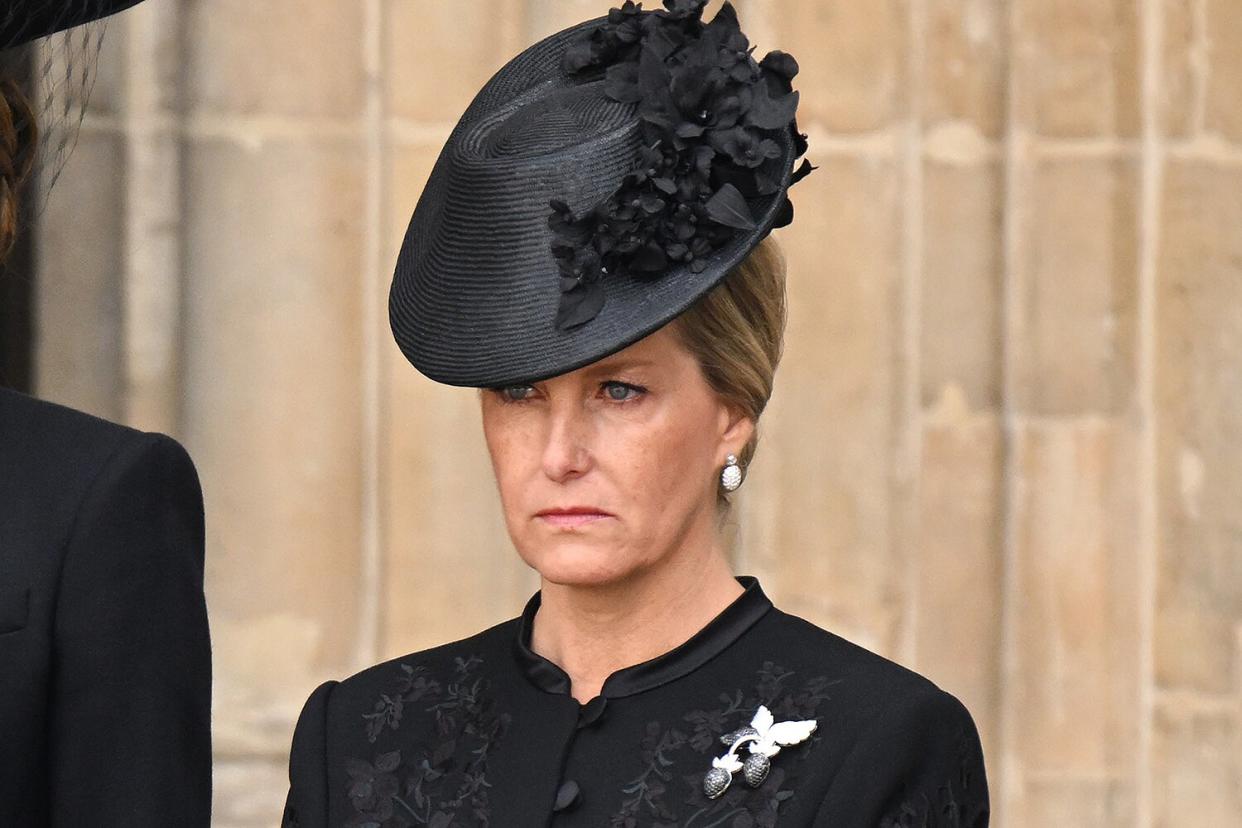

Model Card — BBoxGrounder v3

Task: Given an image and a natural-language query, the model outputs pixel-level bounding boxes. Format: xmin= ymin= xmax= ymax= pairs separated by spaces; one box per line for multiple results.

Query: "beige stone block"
xmin=213 ymin=757 xmax=289 ymax=828
xmin=379 ymin=365 xmax=537 ymax=658
xmin=184 ymin=0 xmax=365 ymax=118
xmin=1012 ymin=157 xmax=1138 ymax=416
xmin=1155 ymin=160 xmax=1242 ymax=694
xmin=119 ymin=125 xmax=184 ymax=435
xmin=915 ymin=411 xmax=1003 ymax=764
xmin=74 ymin=0 xmax=182 ymax=117
xmin=34 ymin=129 xmax=125 ymax=421
xmin=139 ymin=0 xmax=187 ymax=115
xmin=1006 ymin=422 xmax=1142 ymax=787
xmin=181 ymin=135 xmax=367 ymax=749
xmin=924 ymin=0 xmax=1006 ymax=138
xmin=1013 ymin=0 xmax=1140 ymax=138
xmin=767 ymin=0 xmax=905 ymax=133
xmin=921 ymin=159 xmax=1003 ymax=411
xmin=1155 ymin=604 xmax=1239 ymax=695
xmin=525 ymin=0 xmax=613 ymax=41
xmin=1204 ymin=0 xmax=1242 ymax=142
xmin=525 ymin=0 xmax=731 ymax=43
xmin=1160 ymin=0 xmax=1198 ymax=140
xmin=379 ymin=142 xmax=537 ymax=659
xmin=386 ymin=0 xmax=524 ymax=124
xmin=1010 ymin=774 xmax=1137 ymax=827
xmin=736 ymin=156 xmax=903 ymax=655
xmin=1152 ymin=701 xmax=1242 ymax=826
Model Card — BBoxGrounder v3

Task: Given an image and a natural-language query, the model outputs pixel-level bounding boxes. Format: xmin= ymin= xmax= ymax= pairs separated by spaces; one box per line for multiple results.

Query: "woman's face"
xmin=480 ymin=324 xmax=753 ymax=589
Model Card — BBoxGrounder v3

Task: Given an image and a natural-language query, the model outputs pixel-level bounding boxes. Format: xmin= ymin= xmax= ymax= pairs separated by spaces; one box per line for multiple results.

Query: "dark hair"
xmin=0 ymin=77 xmax=36 ymax=262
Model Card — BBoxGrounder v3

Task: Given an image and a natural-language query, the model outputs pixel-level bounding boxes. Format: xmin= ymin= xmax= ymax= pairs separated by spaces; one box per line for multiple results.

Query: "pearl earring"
xmin=720 ymin=454 xmax=743 ymax=492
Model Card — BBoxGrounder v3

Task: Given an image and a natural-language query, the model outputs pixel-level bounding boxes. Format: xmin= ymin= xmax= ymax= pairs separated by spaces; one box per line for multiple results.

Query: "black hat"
xmin=389 ymin=0 xmax=813 ymax=388
xmin=2 ymin=0 xmax=145 ymax=49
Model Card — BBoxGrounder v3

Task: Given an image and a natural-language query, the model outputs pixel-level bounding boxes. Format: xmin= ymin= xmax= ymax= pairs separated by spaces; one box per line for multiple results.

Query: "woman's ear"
xmin=717 ymin=402 xmax=755 ymax=460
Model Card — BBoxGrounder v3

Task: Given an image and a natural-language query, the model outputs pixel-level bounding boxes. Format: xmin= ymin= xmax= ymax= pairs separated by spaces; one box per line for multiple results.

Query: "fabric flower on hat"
xmin=548 ymin=0 xmax=815 ymax=330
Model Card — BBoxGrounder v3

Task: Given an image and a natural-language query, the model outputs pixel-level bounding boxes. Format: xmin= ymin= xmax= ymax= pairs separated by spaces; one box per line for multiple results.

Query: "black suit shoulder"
xmin=0 ymin=388 xmax=205 ymax=542
xmin=283 ymin=618 xmax=520 ymax=828
xmin=1 ymin=385 xmax=144 ymax=467
xmin=328 ymin=617 xmax=520 ymax=713
xmin=2 ymin=388 xmax=140 ymax=533
xmin=762 ymin=610 xmax=989 ymax=827
xmin=0 ymin=388 xmax=211 ymax=826
xmin=768 ymin=606 xmax=953 ymax=706
xmin=0 ymin=389 xmax=204 ymax=599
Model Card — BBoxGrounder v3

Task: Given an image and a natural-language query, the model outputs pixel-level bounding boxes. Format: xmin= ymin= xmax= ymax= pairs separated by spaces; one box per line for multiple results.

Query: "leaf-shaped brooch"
xmin=702 ymin=705 xmax=817 ymax=799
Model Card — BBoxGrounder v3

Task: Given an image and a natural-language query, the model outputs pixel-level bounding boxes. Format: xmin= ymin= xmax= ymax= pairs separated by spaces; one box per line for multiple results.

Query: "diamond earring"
xmin=720 ymin=454 xmax=743 ymax=492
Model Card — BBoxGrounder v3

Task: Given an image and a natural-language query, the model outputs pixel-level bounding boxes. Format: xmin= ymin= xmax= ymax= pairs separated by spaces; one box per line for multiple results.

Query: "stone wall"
xmin=28 ymin=0 xmax=1240 ymax=824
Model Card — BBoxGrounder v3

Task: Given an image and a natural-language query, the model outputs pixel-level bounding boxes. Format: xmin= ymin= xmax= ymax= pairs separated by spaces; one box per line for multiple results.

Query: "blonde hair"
xmin=674 ymin=235 xmax=787 ymax=506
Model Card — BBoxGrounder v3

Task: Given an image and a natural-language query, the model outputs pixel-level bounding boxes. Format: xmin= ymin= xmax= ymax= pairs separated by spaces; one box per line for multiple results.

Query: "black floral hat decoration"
xmin=390 ymin=0 xmax=813 ymax=387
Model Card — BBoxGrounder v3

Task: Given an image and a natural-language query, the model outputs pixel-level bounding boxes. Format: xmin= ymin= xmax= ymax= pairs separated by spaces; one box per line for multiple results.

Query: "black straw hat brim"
xmin=2 ymin=0 xmax=146 ymax=49
xmin=389 ymin=15 xmax=798 ymax=388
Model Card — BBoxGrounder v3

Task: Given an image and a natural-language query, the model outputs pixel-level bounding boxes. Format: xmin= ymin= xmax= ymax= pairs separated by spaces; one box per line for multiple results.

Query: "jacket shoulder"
xmin=1 ymin=387 xmax=136 ymax=452
xmin=764 ymin=607 xmax=963 ymax=716
xmin=761 ymin=609 xmax=989 ymax=824
xmin=0 ymin=388 xmax=200 ymax=562
xmin=333 ymin=617 xmax=520 ymax=698
xmin=304 ymin=617 xmax=521 ymax=764
xmin=0 ymin=387 xmax=193 ymax=484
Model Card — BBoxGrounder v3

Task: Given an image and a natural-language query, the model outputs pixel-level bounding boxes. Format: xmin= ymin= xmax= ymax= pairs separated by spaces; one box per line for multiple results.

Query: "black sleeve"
xmin=47 ymin=432 xmax=212 ymax=826
xmin=812 ymin=687 xmax=990 ymax=828
xmin=284 ymin=679 xmax=339 ymax=828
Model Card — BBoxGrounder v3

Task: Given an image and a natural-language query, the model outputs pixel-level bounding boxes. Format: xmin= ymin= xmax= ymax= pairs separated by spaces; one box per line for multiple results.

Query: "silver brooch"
xmin=702 ymin=705 xmax=818 ymax=798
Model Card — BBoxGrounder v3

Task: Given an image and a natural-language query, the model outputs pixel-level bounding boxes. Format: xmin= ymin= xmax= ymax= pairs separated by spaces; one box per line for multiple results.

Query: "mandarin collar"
xmin=512 ymin=575 xmax=773 ymax=699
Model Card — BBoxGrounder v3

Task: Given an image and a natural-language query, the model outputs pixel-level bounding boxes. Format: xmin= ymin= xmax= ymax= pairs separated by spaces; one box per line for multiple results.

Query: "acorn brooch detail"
xmin=702 ymin=705 xmax=817 ymax=798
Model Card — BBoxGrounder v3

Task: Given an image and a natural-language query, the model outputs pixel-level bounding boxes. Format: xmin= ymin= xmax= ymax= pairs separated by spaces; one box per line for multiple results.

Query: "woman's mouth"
xmin=535 ymin=507 xmax=614 ymax=528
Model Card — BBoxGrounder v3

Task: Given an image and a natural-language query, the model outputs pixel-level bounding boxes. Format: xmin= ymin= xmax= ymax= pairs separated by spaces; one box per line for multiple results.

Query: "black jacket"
xmin=0 ymin=387 xmax=212 ymax=826
xmin=284 ymin=577 xmax=988 ymax=827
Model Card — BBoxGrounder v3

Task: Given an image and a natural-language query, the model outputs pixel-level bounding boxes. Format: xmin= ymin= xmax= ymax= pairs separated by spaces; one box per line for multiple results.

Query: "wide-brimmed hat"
xmin=2 ymin=0 xmax=144 ymax=48
xmin=390 ymin=0 xmax=813 ymax=388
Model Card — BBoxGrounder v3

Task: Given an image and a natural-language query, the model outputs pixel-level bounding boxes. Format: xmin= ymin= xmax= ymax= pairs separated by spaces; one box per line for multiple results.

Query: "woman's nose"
xmin=541 ymin=403 xmax=593 ymax=482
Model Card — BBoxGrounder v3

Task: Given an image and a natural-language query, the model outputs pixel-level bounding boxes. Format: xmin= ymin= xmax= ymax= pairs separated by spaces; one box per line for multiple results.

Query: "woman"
xmin=284 ymin=2 xmax=988 ymax=825
xmin=0 ymin=2 xmax=212 ymax=824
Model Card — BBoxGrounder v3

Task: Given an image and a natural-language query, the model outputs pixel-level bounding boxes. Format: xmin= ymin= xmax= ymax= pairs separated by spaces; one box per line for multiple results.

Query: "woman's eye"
xmin=602 ymin=381 xmax=644 ymax=402
xmin=499 ymin=385 xmax=536 ymax=402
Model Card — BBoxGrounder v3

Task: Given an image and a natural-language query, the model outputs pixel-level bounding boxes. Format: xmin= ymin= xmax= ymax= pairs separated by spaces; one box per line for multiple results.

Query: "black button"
xmin=577 ymin=695 xmax=607 ymax=728
xmin=553 ymin=779 xmax=581 ymax=812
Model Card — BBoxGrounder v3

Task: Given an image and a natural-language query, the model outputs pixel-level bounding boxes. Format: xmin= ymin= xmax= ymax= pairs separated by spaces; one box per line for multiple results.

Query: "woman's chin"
xmin=518 ymin=541 xmax=641 ymax=589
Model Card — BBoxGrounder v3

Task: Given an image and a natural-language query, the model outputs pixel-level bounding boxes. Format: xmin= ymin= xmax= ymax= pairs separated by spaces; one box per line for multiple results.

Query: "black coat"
xmin=283 ymin=577 xmax=988 ymax=827
xmin=0 ymin=387 xmax=212 ymax=826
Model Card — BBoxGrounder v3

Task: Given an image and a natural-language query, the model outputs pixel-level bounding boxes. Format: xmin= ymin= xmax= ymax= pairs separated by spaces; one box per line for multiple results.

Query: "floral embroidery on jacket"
xmin=609 ymin=660 xmax=837 ymax=828
xmin=346 ymin=655 xmax=512 ymax=827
